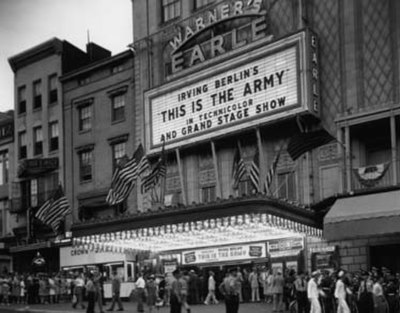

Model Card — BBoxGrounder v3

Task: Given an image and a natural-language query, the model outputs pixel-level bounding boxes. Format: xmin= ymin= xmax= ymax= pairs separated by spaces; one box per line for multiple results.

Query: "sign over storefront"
xmin=267 ymin=237 xmax=304 ymax=258
xmin=59 ymin=246 xmax=128 ymax=268
xmin=182 ymin=243 xmax=266 ymax=265
xmin=145 ymin=30 xmax=320 ymax=153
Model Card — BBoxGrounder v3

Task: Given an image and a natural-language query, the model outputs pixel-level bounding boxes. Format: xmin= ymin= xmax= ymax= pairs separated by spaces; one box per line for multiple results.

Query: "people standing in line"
xmin=72 ymin=273 xmax=85 ymax=309
xmin=236 ymin=267 xmax=244 ymax=302
xmin=308 ymin=271 xmax=322 ymax=313
xmin=156 ymin=274 xmax=166 ymax=306
xmin=187 ymin=270 xmax=199 ymax=305
xmin=179 ymin=270 xmax=191 ymax=313
xmin=248 ymin=267 xmax=260 ymax=302
xmin=93 ymin=269 xmax=105 ymax=313
xmin=357 ymin=270 xmax=374 ymax=313
xmin=20 ymin=275 xmax=26 ymax=304
xmin=272 ymin=269 xmax=285 ymax=313
xmin=135 ymin=272 xmax=146 ymax=313
xmin=107 ymin=272 xmax=124 ymax=312
xmin=242 ymin=268 xmax=251 ymax=302
xmin=219 ymin=268 xmax=240 ymax=313
xmin=48 ymin=275 xmax=56 ymax=304
xmin=170 ymin=269 xmax=182 ymax=313
xmin=204 ymin=271 xmax=219 ymax=305
xmin=372 ymin=275 xmax=389 ymax=313
xmin=146 ymin=275 xmax=158 ymax=313
xmin=294 ymin=271 xmax=308 ymax=313
xmin=86 ymin=273 xmax=96 ymax=313
xmin=335 ymin=270 xmax=350 ymax=313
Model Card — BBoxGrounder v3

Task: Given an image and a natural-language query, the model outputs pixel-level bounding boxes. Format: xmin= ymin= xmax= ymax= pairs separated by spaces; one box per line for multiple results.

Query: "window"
xmin=277 ymin=171 xmax=296 ymax=200
xmin=79 ymin=150 xmax=93 ymax=182
xmin=238 ymin=179 xmax=253 ymax=196
xmin=195 ymin=0 xmax=214 ymax=9
xmin=48 ymin=74 xmax=58 ymax=104
xmin=18 ymin=131 xmax=27 ymax=159
xmin=18 ymin=86 xmax=26 ymax=114
xmin=49 ymin=122 xmax=59 ymax=152
xmin=201 ymin=185 xmax=216 ymax=202
xmin=30 ymin=178 xmax=38 ymax=208
xmin=111 ymin=94 xmax=125 ymax=122
xmin=78 ymin=76 xmax=91 ymax=86
xmin=33 ymin=126 xmax=43 ymax=156
xmin=111 ymin=64 xmax=124 ymax=74
xmin=0 ymin=151 xmax=8 ymax=185
xmin=162 ymin=0 xmax=181 ymax=22
xmin=79 ymin=104 xmax=92 ymax=131
xmin=112 ymin=142 xmax=126 ymax=171
xmin=33 ymin=80 xmax=42 ymax=110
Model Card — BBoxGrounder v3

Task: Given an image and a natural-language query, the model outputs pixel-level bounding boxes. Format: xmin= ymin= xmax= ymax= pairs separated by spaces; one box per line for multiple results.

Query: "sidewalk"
xmin=0 ymin=301 xmax=274 ymax=313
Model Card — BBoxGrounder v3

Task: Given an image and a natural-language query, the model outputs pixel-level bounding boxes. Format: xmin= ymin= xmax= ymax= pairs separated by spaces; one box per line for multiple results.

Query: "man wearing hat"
xmin=334 ymin=270 xmax=350 ymax=313
xmin=294 ymin=271 xmax=308 ymax=313
xmin=219 ymin=268 xmax=240 ymax=313
xmin=308 ymin=271 xmax=322 ymax=313
xmin=170 ymin=269 xmax=182 ymax=313
xmin=357 ymin=270 xmax=373 ymax=313
xmin=107 ymin=272 xmax=124 ymax=311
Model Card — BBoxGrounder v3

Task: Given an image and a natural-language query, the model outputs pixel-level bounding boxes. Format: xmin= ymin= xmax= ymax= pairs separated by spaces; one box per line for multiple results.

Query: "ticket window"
xmin=126 ymin=261 xmax=134 ymax=281
xmin=105 ymin=262 xmax=124 ymax=281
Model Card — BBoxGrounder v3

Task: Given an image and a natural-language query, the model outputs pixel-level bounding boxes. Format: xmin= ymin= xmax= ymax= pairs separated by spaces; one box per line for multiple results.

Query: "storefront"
xmin=323 ymin=189 xmax=400 ymax=272
xmin=60 ymin=245 xmax=136 ymax=298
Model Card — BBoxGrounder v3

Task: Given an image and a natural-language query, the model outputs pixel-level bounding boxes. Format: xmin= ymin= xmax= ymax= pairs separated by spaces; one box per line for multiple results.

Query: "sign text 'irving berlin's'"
xmin=169 ymin=0 xmax=270 ymax=74
xmin=151 ymin=46 xmax=298 ymax=148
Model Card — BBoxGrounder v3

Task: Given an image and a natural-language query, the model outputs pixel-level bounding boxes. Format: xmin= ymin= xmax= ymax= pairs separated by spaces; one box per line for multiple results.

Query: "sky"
xmin=0 ymin=0 xmax=133 ymax=112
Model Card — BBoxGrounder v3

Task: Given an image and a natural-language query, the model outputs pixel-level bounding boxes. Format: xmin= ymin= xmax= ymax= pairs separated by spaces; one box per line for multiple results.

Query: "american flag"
xmin=249 ymin=147 xmax=260 ymax=192
xmin=35 ymin=185 xmax=70 ymax=233
xmin=264 ymin=148 xmax=282 ymax=195
xmin=106 ymin=143 xmax=148 ymax=205
xmin=141 ymin=144 xmax=166 ymax=194
xmin=232 ymin=145 xmax=247 ymax=190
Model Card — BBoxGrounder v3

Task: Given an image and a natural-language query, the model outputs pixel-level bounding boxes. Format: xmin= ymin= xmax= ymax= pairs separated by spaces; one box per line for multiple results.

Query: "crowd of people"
xmin=0 ymin=265 xmax=399 ymax=313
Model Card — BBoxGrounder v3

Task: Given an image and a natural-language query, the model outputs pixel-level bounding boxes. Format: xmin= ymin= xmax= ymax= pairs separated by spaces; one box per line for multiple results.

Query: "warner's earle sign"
xmin=145 ymin=30 xmax=319 ymax=153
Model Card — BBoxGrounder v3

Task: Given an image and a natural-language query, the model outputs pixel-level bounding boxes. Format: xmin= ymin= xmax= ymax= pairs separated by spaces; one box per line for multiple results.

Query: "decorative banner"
xmin=182 ymin=243 xmax=266 ymax=265
xmin=353 ymin=163 xmax=390 ymax=187
xmin=267 ymin=237 xmax=304 ymax=258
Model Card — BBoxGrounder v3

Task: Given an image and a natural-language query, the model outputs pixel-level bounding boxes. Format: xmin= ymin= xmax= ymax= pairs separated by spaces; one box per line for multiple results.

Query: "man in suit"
xmin=107 ymin=272 xmax=124 ymax=311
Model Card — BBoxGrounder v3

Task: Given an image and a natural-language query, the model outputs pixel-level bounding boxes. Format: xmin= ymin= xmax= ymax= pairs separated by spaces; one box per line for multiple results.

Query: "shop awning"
xmin=324 ymin=189 xmax=400 ymax=241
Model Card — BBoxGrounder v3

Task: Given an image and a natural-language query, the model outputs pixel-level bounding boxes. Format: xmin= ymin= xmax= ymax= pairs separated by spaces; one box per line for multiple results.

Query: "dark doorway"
xmin=370 ymin=244 xmax=400 ymax=273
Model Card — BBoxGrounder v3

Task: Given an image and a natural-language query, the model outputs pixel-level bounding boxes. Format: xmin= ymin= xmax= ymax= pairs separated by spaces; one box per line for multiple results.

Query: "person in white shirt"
xmin=135 ymin=273 xmax=146 ymax=313
xmin=204 ymin=271 xmax=218 ymax=305
xmin=307 ymin=271 xmax=322 ymax=313
xmin=334 ymin=270 xmax=350 ymax=313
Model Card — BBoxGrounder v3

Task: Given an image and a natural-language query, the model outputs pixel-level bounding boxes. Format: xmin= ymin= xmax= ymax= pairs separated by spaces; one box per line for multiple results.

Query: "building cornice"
xmin=8 ymin=38 xmax=64 ymax=73
xmin=71 ymin=194 xmax=319 ymax=237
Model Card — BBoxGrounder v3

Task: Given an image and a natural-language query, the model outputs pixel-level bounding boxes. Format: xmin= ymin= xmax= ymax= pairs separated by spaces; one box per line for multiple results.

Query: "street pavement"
xmin=0 ymin=301 xmax=273 ymax=313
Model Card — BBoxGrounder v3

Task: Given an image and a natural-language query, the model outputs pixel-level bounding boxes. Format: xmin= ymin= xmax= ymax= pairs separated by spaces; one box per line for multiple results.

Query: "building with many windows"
xmin=0 ymin=111 xmax=14 ymax=271
xmin=8 ymin=38 xmax=111 ymax=272
xmin=61 ymin=50 xmax=134 ymax=224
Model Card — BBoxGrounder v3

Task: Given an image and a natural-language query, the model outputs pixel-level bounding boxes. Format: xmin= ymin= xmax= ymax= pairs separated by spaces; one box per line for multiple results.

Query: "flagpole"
xmin=26 ymin=207 xmax=31 ymax=242
xmin=210 ymin=141 xmax=222 ymax=199
xmin=255 ymin=128 xmax=264 ymax=193
xmin=175 ymin=148 xmax=186 ymax=206
xmin=235 ymin=139 xmax=242 ymax=196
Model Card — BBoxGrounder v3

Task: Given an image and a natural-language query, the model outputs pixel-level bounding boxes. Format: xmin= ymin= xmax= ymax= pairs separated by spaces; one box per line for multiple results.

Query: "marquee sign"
xmin=145 ymin=30 xmax=319 ymax=153
xmin=182 ymin=243 xmax=266 ymax=265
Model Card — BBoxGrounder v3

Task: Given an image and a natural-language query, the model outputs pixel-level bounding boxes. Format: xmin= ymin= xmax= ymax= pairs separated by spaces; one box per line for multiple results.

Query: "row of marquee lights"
xmin=73 ymin=213 xmax=323 ymax=254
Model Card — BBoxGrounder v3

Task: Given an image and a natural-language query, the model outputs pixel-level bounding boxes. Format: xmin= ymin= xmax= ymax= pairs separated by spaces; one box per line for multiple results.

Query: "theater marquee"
xmin=145 ymin=30 xmax=319 ymax=153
